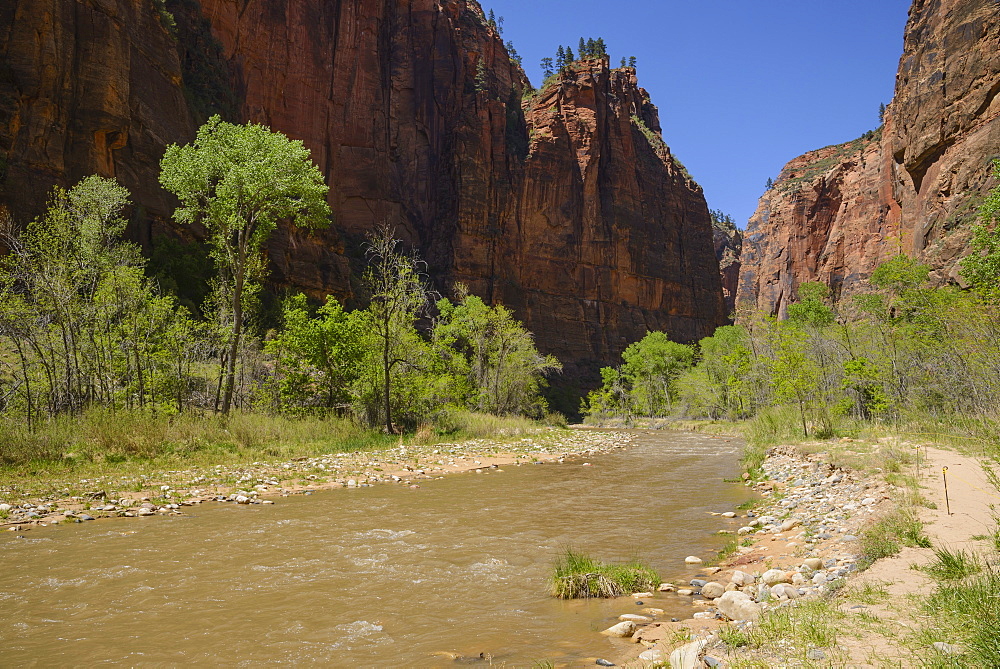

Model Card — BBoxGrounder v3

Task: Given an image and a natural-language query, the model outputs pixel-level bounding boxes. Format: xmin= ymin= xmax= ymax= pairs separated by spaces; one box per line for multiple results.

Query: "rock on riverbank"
xmin=610 ymin=442 xmax=897 ymax=665
xmin=0 ymin=429 xmax=633 ymax=532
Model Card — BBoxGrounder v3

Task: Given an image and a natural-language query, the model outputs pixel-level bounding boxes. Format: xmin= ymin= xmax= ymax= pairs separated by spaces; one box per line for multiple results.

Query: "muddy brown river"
xmin=0 ymin=430 xmax=749 ymax=667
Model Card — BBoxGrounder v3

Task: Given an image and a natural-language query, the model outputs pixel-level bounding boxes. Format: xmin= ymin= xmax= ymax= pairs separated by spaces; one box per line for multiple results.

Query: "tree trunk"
xmin=382 ymin=315 xmax=393 ymax=434
xmin=221 ymin=242 xmax=246 ymax=415
xmin=221 ymin=283 xmax=242 ymax=414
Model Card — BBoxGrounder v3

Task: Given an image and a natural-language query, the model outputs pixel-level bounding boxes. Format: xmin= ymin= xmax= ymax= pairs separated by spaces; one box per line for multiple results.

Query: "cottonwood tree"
xmin=160 ymin=115 xmax=330 ymax=414
xmin=262 ymin=294 xmax=365 ymax=414
xmin=434 ymin=289 xmax=560 ymax=416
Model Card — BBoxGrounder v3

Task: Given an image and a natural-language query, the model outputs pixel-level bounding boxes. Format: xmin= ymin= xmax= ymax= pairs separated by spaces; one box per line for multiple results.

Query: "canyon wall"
xmin=712 ymin=214 xmax=742 ymax=315
xmin=738 ymin=0 xmax=1000 ymax=315
xmin=0 ymin=0 xmax=725 ymax=381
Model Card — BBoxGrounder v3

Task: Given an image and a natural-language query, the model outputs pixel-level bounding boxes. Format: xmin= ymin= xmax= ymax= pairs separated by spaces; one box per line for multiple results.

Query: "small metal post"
xmin=943 ymin=466 xmax=951 ymax=516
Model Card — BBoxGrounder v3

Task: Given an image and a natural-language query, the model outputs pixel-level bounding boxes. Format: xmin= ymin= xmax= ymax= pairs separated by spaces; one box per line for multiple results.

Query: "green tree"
xmin=541 ymin=57 xmax=554 ymax=78
xmin=159 ymin=115 xmax=330 ymax=414
xmin=961 ymin=159 xmax=1000 ymax=299
xmin=582 ymin=331 xmax=694 ymax=419
xmin=362 ymin=228 xmax=433 ymax=433
xmin=770 ymin=323 xmax=822 ymax=436
xmin=434 ymin=290 xmax=560 ymax=416
xmin=787 ymin=282 xmax=835 ymax=327
xmin=475 ymin=59 xmax=488 ymax=92
xmin=263 ymin=294 xmax=365 ymax=413
xmin=0 ymin=176 xmax=198 ymax=421
xmin=620 ymin=332 xmax=694 ymax=416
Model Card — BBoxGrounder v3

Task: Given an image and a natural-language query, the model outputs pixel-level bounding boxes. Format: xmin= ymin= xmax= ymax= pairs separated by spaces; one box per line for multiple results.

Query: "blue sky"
xmin=489 ymin=0 xmax=912 ymax=228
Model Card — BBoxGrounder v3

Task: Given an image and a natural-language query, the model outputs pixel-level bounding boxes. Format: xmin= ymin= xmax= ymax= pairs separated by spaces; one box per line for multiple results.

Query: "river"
xmin=0 ymin=430 xmax=749 ymax=666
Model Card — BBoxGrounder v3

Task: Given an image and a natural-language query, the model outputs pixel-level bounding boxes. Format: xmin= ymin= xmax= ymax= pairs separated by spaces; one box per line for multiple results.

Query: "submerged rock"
xmin=600 ymin=621 xmax=636 ymax=638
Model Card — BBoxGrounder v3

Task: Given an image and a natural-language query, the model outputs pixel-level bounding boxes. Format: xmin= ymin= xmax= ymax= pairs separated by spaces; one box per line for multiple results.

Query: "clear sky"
xmin=489 ymin=0 xmax=912 ymax=228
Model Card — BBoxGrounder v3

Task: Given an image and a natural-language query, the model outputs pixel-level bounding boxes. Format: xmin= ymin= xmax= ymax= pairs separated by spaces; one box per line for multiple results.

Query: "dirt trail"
xmin=837 ymin=444 xmax=1000 ymax=667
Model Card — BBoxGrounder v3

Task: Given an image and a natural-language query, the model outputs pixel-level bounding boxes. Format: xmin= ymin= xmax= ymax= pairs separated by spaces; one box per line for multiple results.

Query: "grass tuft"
xmin=922 ymin=565 xmax=1000 ymax=667
xmin=924 ymin=546 xmax=982 ymax=581
xmin=858 ymin=508 xmax=930 ymax=569
xmin=550 ymin=549 xmax=658 ymax=599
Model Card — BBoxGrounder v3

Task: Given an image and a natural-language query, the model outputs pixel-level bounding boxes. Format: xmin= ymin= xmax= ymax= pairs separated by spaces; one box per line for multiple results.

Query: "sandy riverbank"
xmin=0 ymin=427 xmax=634 ymax=532
xmin=605 ymin=436 xmax=998 ymax=668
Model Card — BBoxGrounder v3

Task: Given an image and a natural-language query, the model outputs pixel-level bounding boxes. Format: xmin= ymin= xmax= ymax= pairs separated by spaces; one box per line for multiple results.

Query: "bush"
xmin=550 ymin=549 xmax=658 ymax=599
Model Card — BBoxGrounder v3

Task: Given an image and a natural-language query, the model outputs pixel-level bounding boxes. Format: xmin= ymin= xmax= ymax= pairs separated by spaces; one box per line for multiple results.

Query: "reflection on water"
xmin=0 ymin=430 xmax=749 ymax=666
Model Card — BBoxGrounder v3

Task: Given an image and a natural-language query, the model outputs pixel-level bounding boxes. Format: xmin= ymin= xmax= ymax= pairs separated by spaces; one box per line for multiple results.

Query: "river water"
xmin=0 ymin=430 xmax=749 ymax=667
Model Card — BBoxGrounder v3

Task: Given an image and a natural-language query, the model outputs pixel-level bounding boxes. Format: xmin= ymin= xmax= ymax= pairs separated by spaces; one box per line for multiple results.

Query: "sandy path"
xmin=828 ymin=443 xmax=1000 ymax=668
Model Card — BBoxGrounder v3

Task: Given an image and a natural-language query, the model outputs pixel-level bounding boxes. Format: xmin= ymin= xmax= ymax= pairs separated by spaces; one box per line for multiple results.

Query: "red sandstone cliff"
xmin=712 ymin=214 xmax=742 ymax=316
xmin=738 ymin=0 xmax=1000 ymax=315
xmin=0 ymin=0 xmax=726 ymax=378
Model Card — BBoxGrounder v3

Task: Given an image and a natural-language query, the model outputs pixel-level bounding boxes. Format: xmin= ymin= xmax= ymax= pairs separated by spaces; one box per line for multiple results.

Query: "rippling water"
xmin=0 ymin=430 xmax=749 ymax=666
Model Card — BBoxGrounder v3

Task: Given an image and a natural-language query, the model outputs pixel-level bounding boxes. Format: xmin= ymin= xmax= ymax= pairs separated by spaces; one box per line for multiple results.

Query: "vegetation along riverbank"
xmin=570 ymin=161 xmax=1000 ymax=665
xmin=2 ymin=102 xmax=1000 ymax=667
xmin=587 ymin=422 xmax=1000 ymax=668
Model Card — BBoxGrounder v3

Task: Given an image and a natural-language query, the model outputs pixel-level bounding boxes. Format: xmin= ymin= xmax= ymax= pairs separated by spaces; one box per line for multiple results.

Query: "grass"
xmin=720 ymin=600 xmax=843 ymax=664
xmin=920 ymin=565 xmax=1000 ymax=666
xmin=924 ymin=547 xmax=982 ymax=581
xmin=845 ymin=580 xmax=891 ymax=604
xmin=858 ymin=508 xmax=931 ymax=569
xmin=0 ymin=407 xmax=564 ymax=503
xmin=550 ymin=549 xmax=658 ymax=599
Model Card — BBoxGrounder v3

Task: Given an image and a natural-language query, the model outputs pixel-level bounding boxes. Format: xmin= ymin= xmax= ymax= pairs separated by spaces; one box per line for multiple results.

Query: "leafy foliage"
xmin=961 ymin=159 xmax=1000 ymax=299
xmin=583 ymin=332 xmax=693 ymax=419
xmin=0 ymin=177 xmax=199 ymax=422
xmin=160 ymin=115 xmax=330 ymax=413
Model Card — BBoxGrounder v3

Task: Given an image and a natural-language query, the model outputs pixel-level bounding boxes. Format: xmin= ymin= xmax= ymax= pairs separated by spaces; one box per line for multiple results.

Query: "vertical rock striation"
xmin=712 ymin=214 xmax=742 ymax=316
xmin=738 ymin=0 xmax=1000 ymax=315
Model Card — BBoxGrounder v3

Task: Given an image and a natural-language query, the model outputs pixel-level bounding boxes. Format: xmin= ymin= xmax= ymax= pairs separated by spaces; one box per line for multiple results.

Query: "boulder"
xmin=618 ymin=614 xmax=652 ymax=622
xmin=761 ymin=569 xmax=791 ymax=585
xmin=601 ymin=621 xmax=636 ymax=638
xmin=771 ymin=583 xmax=800 ymax=599
xmin=716 ymin=591 xmax=763 ymax=622
xmin=700 ymin=582 xmax=726 ymax=599
xmin=639 ymin=649 xmax=666 ymax=663
xmin=669 ymin=638 xmax=707 ymax=669
xmin=802 ymin=558 xmax=824 ymax=571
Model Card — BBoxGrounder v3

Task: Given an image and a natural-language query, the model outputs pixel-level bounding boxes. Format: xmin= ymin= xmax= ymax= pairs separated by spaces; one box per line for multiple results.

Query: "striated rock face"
xmin=738 ymin=135 xmax=889 ymax=317
xmin=738 ymin=0 xmax=1000 ymax=315
xmin=0 ymin=0 xmax=726 ymax=383
xmin=472 ymin=60 xmax=726 ymax=376
xmin=0 ymin=0 xmax=197 ymax=230
xmin=712 ymin=215 xmax=742 ymax=316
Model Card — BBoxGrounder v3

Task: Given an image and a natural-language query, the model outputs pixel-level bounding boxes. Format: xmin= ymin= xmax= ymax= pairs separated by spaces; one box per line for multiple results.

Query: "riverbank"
xmin=607 ymin=431 xmax=999 ymax=668
xmin=0 ymin=426 xmax=633 ymax=532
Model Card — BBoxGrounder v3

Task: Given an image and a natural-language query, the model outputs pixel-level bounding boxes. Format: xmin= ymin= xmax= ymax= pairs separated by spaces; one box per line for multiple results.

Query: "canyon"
xmin=0 ymin=0 xmax=725 ymax=387
xmin=737 ymin=0 xmax=1000 ymax=316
